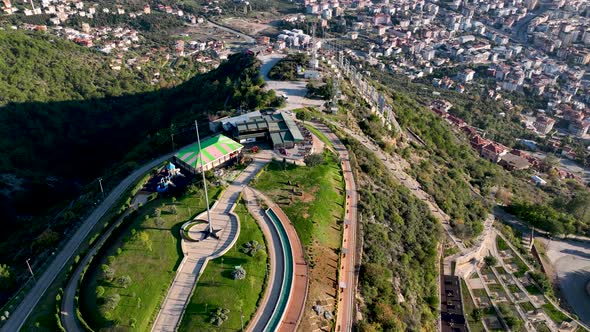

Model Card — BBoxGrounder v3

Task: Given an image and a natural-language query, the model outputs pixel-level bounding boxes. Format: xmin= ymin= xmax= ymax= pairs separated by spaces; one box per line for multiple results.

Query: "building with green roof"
xmin=173 ymin=134 xmax=244 ymax=174
xmin=232 ymin=112 xmax=304 ymax=149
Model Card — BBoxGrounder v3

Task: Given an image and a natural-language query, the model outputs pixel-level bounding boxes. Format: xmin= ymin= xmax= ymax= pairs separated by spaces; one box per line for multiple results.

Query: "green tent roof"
xmin=175 ymin=134 xmax=243 ymax=168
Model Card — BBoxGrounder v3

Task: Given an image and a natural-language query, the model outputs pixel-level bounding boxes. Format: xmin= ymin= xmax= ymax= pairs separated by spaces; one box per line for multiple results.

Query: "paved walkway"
xmin=307 ymin=122 xmax=359 ymax=332
xmin=246 ymin=188 xmax=308 ymax=332
xmin=242 ymin=187 xmax=283 ymax=332
xmin=151 ymin=156 xmax=270 ymax=332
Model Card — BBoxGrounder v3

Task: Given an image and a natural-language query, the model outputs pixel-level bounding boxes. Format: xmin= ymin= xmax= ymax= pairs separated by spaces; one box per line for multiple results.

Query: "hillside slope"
xmin=0 ymin=30 xmax=277 ymax=306
xmin=0 ymin=30 xmax=155 ymax=104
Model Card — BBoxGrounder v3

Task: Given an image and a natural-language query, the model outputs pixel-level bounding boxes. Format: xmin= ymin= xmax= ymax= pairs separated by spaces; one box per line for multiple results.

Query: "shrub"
xmin=241 ymin=240 xmax=264 ymax=256
xmin=304 ymin=153 xmax=325 ymax=167
xmin=96 ymin=286 xmax=105 ymax=297
xmin=231 ymin=266 xmax=246 ymax=280
xmin=484 ymin=255 xmax=498 ymax=267
xmin=116 ymin=275 xmax=132 ymax=289
xmin=102 ymin=293 xmax=121 ymax=311
xmin=100 ymin=264 xmax=115 ymax=281
xmin=209 ymin=308 xmax=230 ymax=326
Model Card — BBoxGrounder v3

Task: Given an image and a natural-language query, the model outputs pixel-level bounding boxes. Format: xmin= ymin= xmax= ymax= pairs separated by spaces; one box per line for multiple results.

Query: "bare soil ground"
xmin=301 ymin=245 xmax=339 ymax=332
xmin=220 ymin=17 xmax=277 ymax=36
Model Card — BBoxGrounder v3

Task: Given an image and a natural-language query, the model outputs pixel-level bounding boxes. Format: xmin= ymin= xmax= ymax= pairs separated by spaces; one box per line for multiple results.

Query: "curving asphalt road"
xmin=1 ymin=154 xmax=173 ymax=332
xmin=61 ymin=207 xmax=132 ymax=332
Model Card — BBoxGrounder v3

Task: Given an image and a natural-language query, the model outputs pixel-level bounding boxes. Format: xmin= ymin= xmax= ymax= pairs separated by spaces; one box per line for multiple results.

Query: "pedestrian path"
xmin=244 ymin=187 xmax=308 ymax=332
xmin=151 ymin=157 xmax=269 ymax=332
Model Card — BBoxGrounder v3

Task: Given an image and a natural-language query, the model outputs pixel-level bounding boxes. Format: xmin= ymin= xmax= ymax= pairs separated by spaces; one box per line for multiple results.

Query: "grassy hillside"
xmin=252 ymin=151 xmax=345 ymax=331
xmin=79 ymin=187 xmax=221 ymax=331
xmin=0 ymin=30 xmax=155 ymax=105
xmin=0 ymin=30 xmax=279 ymax=306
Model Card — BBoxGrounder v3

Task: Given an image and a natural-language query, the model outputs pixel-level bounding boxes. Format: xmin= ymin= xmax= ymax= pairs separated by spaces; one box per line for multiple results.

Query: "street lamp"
xmin=25 ymin=258 xmax=35 ymax=281
xmin=98 ymin=177 xmax=104 ymax=199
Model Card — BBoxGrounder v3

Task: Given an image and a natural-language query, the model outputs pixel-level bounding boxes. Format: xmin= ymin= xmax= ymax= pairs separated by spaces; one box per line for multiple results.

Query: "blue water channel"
xmin=263 ymin=208 xmax=294 ymax=332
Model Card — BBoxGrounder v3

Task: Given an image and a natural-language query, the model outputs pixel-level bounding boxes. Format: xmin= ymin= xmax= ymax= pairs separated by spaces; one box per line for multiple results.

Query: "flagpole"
xmin=195 ymin=120 xmax=212 ymax=231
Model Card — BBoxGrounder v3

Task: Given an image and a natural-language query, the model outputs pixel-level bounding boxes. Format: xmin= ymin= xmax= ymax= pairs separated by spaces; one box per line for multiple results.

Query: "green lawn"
xmin=488 ymin=283 xmax=505 ymax=296
xmin=520 ymin=301 xmax=535 ymax=313
xmin=79 ymin=186 xmax=220 ymax=331
xmin=495 ymin=266 xmax=507 ymax=274
xmin=178 ymin=200 xmax=268 ymax=332
xmin=252 ymin=152 xmax=345 ymax=248
xmin=543 ymin=302 xmax=571 ymax=324
xmin=473 ymin=289 xmax=488 ymax=298
xmin=304 ymin=123 xmax=333 ymax=147
xmin=461 ymin=279 xmax=485 ymax=332
xmin=534 ymin=322 xmax=551 ymax=332
xmin=525 ymin=284 xmax=542 ymax=295
xmin=505 ymin=256 xmax=528 ymax=277
xmin=507 ymin=284 xmax=520 ymax=294
xmin=496 ymin=236 xmax=510 ymax=251
xmin=22 ymin=171 xmax=155 ymax=332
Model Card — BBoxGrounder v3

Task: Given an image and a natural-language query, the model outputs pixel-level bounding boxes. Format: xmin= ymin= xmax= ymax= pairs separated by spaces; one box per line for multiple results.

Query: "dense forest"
xmin=268 ymin=53 xmax=308 ymax=81
xmin=506 ymin=186 xmax=590 ymax=236
xmin=0 ymin=31 xmax=279 ymax=305
xmin=0 ymin=30 xmax=156 ymax=104
xmin=340 ymin=132 xmax=441 ymax=331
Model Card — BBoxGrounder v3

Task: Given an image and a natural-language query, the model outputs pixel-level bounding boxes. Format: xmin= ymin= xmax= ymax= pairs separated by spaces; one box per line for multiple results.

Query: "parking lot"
xmin=259 ymin=54 xmax=325 ymax=111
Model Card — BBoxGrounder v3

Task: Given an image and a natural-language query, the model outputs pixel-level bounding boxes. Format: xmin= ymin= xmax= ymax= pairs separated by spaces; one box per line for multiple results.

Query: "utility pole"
xmin=240 ymin=306 xmax=244 ymax=331
xmin=98 ymin=177 xmax=104 ymax=199
xmin=25 ymin=258 xmax=35 ymax=281
xmin=171 ymin=133 xmax=176 ymax=152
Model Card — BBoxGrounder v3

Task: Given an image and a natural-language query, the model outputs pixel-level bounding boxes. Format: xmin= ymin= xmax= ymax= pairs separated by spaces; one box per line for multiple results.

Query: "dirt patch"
xmin=300 ymin=188 xmax=318 ymax=203
xmin=299 ymin=245 xmax=339 ymax=331
xmin=220 ymin=17 xmax=274 ymax=36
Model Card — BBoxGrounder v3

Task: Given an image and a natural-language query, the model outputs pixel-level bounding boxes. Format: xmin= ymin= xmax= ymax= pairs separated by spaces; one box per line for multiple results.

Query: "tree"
xmin=32 ymin=229 xmax=59 ymax=252
xmin=304 ymin=153 xmax=325 ymax=167
xmin=135 ymin=231 xmax=153 ymax=251
xmin=101 ymin=264 xmax=115 ymax=281
xmin=495 ymin=187 xmax=512 ymax=206
xmin=472 ymin=308 xmax=483 ymax=321
xmin=296 ymin=109 xmax=312 ymax=123
xmin=542 ymin=153 xmax=559 ymax=172
xmin=96 ymin=286 xmax=105 ymax=297
xmin=484 ymin=255 xmax=498 ymax=267
xmin=169 ymin=204 xmax=178 ymax=215
xmin=241 ymin=240 xmax=264 ymax=256
xmin=0 ymin=264 xmax=14 ymax=291
xmin=504 ymin=316 xmax=522 ymax=330
xmin=102 ymin=293 xmax=121 ymax=311
xmin=116 ymin=275 xmax=132 ymax=289
xmin=231 ymin=266 xmax=246 ymax=280
xmin=209 ymin=308 xmax=230 ymax=326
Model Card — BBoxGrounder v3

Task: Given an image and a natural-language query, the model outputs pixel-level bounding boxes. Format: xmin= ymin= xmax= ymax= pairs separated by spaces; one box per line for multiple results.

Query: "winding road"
xmin=1 ymin=155 xmax=173 ymax=332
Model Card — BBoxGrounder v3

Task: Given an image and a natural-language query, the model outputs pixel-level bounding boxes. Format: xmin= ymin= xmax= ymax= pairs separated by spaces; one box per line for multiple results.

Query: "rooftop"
xmin=175 ymin=134 xmax=243 ymax=167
